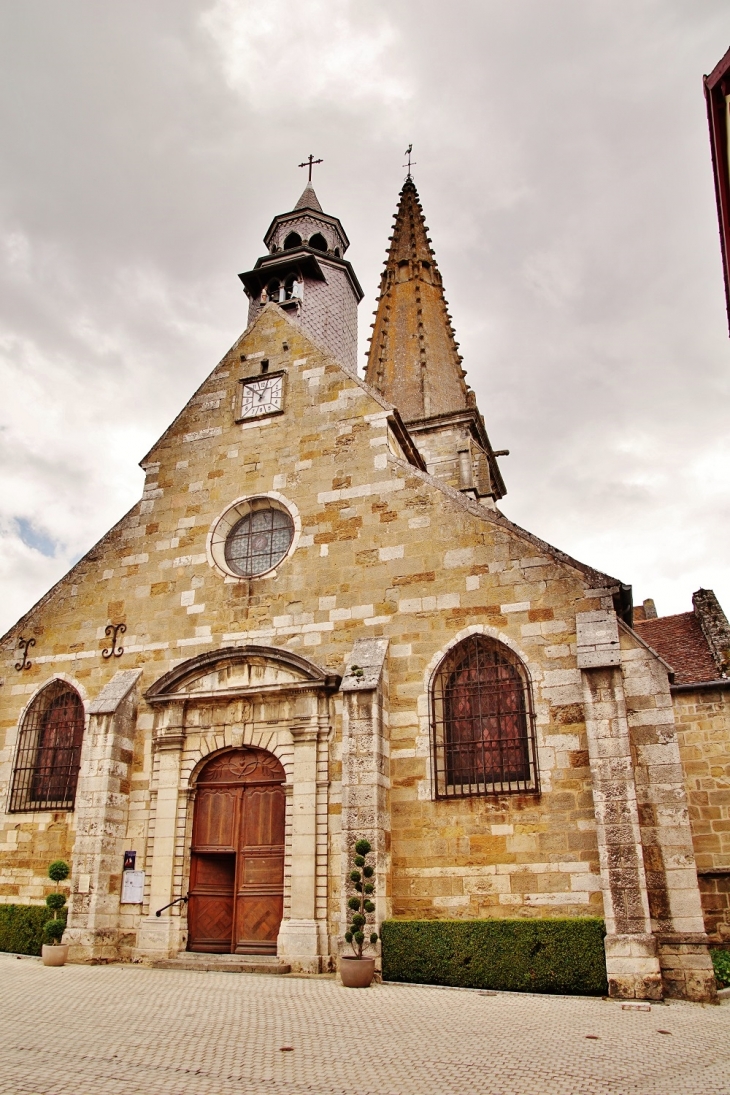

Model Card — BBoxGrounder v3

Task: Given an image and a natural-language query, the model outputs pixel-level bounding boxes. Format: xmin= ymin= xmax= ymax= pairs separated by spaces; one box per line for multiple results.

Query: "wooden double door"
xmin=188 ymin=748 xmax=285 ymax=954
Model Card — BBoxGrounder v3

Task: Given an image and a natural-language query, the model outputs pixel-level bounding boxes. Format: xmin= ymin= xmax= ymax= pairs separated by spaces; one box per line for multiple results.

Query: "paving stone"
xmin=1 ymin=955 xmax=729 ymax=1095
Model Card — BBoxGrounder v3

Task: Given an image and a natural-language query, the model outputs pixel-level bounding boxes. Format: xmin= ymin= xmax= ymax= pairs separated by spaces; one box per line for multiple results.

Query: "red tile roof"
xmin=633 ymin=612 xmax=720 ymax=685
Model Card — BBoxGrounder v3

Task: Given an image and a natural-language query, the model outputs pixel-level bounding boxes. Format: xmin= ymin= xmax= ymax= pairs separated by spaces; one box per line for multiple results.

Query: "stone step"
xmin=151 ymin=952 xmax=291 ymax=975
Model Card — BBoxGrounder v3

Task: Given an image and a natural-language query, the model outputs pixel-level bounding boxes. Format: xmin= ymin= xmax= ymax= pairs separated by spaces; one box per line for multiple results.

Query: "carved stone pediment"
xmin=145 ymin=645 xmax=340 ymax=705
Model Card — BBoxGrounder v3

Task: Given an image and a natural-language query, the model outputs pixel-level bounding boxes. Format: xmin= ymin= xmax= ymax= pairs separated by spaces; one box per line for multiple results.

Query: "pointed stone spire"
xmin=294 ymin=182 xmax=323 ymax=213
xmin=366 ymin=176 xmax=507 ymax=502
xmin=365 ymin=177 xmax=469 ymax=420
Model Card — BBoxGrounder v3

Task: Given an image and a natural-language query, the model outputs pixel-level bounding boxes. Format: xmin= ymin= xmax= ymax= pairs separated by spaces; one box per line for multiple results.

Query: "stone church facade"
xmin=1 ymin=175 xmax=728 ymax=1002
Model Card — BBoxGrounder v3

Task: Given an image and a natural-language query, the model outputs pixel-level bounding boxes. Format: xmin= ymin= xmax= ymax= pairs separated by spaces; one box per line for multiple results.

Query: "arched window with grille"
xmin=9 ymin=681 xmax=85 ymax=811
xmin=431 ymin=635 xmax=538 ymax=798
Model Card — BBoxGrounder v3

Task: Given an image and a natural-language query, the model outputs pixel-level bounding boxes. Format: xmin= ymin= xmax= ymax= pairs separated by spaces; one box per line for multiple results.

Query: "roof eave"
xmin=387 ymin=409 xmax=427 ymax=471
xmin=239 ymin=252 xmax=326 ymax=297
xmin=671 ymin=678 xmax=730 ymax=693
xmin=239 ymin=249 xmax=363 ymax=302
xmin=704 ymin=45 xmax=730 ymax=89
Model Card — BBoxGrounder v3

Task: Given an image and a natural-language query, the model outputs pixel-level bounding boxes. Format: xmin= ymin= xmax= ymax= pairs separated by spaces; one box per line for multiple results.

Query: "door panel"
xmin=193 ymin=786 xmax=238 ymax=850
xmin=242 ymin=855 xmax=284 ymax=887
xmin=241 ymin=785 xmax=287 ymax=848
xmin=238 ymin=894 xmax=284 ymax=950
xmin=188 ymin=749 xmax=286 ymax=955
xmin=234 ymin=785 xmax=286 ymax=954
xmin=187 ymin=853 xmax=235 ymax=952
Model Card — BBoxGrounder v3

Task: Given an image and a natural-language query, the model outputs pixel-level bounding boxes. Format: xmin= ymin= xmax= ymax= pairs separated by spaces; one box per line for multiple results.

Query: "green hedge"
xmin=381 ymin=917 xmax=607 ymax=996
xmin=0 ymin=905 xmax=67 ymax=956
xmin=711 ymin=948 xmax=730 ymax=988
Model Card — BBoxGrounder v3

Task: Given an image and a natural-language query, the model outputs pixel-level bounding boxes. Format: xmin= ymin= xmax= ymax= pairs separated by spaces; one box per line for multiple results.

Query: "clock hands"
xmin=240 ymin=375 xmax=282 ymax=420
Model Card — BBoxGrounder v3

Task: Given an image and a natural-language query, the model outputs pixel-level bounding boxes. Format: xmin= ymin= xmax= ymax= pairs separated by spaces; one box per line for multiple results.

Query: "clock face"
xmin=239 ymin=373 xmax=284 ymax=420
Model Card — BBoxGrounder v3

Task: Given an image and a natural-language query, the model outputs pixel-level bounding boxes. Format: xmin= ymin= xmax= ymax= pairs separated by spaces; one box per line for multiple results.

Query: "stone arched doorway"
xmin=188 ymin=747 xmax=286 ymax=954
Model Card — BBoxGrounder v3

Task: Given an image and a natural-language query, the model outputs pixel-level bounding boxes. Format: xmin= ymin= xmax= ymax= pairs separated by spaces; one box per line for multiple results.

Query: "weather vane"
xmin=404 ymin=144 xmax=416 ymax=176
xmin=298 ymin=154 xmax=323 ymax=183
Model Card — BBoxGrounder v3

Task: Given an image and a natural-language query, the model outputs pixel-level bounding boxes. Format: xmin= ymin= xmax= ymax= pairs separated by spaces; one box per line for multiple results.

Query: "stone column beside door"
xmin=339 ymin=638 xmax=391 ymax=966
xmin=64 ymin=669 xmax=142 ymax=962
xmin=136 ymin=700 xmax=186 ymax=958
xmin=276 ymin=698 xmax=331 ymax=973
xmin=276 ymin=723 xmax=319 ymax=971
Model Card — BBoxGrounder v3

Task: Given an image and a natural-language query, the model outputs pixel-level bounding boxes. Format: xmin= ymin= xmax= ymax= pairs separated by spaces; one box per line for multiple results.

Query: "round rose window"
xmin=223 ymin=499 xmax=295 ymax=577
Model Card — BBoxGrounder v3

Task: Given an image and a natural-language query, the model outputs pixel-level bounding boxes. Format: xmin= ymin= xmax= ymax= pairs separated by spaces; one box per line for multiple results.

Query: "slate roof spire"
xmin=365 ymin=176 xmax=471 ymax=420
xmin=294 ymin=182 xmax=323 ymax=213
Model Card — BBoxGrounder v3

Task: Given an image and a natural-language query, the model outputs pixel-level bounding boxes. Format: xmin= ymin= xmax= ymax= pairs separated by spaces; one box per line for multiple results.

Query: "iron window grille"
xmin=431 ymin=635 xmax=539 ymax=798
xmin=9 ymin=681 xmax=85 ymax=812
xmin=223 ymin=498 xmax=295 ymax=578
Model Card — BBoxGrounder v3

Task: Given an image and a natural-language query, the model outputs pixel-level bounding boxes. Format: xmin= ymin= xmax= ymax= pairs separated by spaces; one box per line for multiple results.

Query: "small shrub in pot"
xmin=341 ymin=839 xmax=378 ymax=987
xmin=42 ymin=860 xmax=70 ymax=965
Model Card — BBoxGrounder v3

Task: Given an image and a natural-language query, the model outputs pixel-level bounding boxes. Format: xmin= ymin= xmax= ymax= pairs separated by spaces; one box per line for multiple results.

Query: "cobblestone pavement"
xmin=1 ymin=954 xmax=730 ymax=1095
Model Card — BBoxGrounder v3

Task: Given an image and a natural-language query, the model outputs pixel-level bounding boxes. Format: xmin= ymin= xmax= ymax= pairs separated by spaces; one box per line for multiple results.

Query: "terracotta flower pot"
xmin=340 ymin=956 xmax=375 ymax=988
xmin=41 ymin=944 xmax=69 ymax=967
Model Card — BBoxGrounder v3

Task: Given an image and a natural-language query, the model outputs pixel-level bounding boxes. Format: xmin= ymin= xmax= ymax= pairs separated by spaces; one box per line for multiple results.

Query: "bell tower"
xmin=240 ymin=179 xmax=364 ymax=372
xmin=365 ymin=175 xmax=507 ymax=503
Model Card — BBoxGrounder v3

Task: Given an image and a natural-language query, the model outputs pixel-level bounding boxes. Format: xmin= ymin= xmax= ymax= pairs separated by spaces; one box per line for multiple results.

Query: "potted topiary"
xmin=340 ymin=838 xmax=379 ymax=988
xmin=41 ymin=860 xmax=70 ymax=966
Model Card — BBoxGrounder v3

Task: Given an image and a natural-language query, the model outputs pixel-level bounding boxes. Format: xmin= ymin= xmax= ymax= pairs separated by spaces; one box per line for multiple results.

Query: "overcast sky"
xmin=1 ymin=0 xmax=729 ymax=635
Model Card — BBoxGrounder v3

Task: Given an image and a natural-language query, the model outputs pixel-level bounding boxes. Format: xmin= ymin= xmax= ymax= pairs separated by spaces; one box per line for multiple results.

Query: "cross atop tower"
xmin=298 ymin=154 xmax=323 ymax=183
xmin=403 ymin=144 xmax=416 ymax=177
